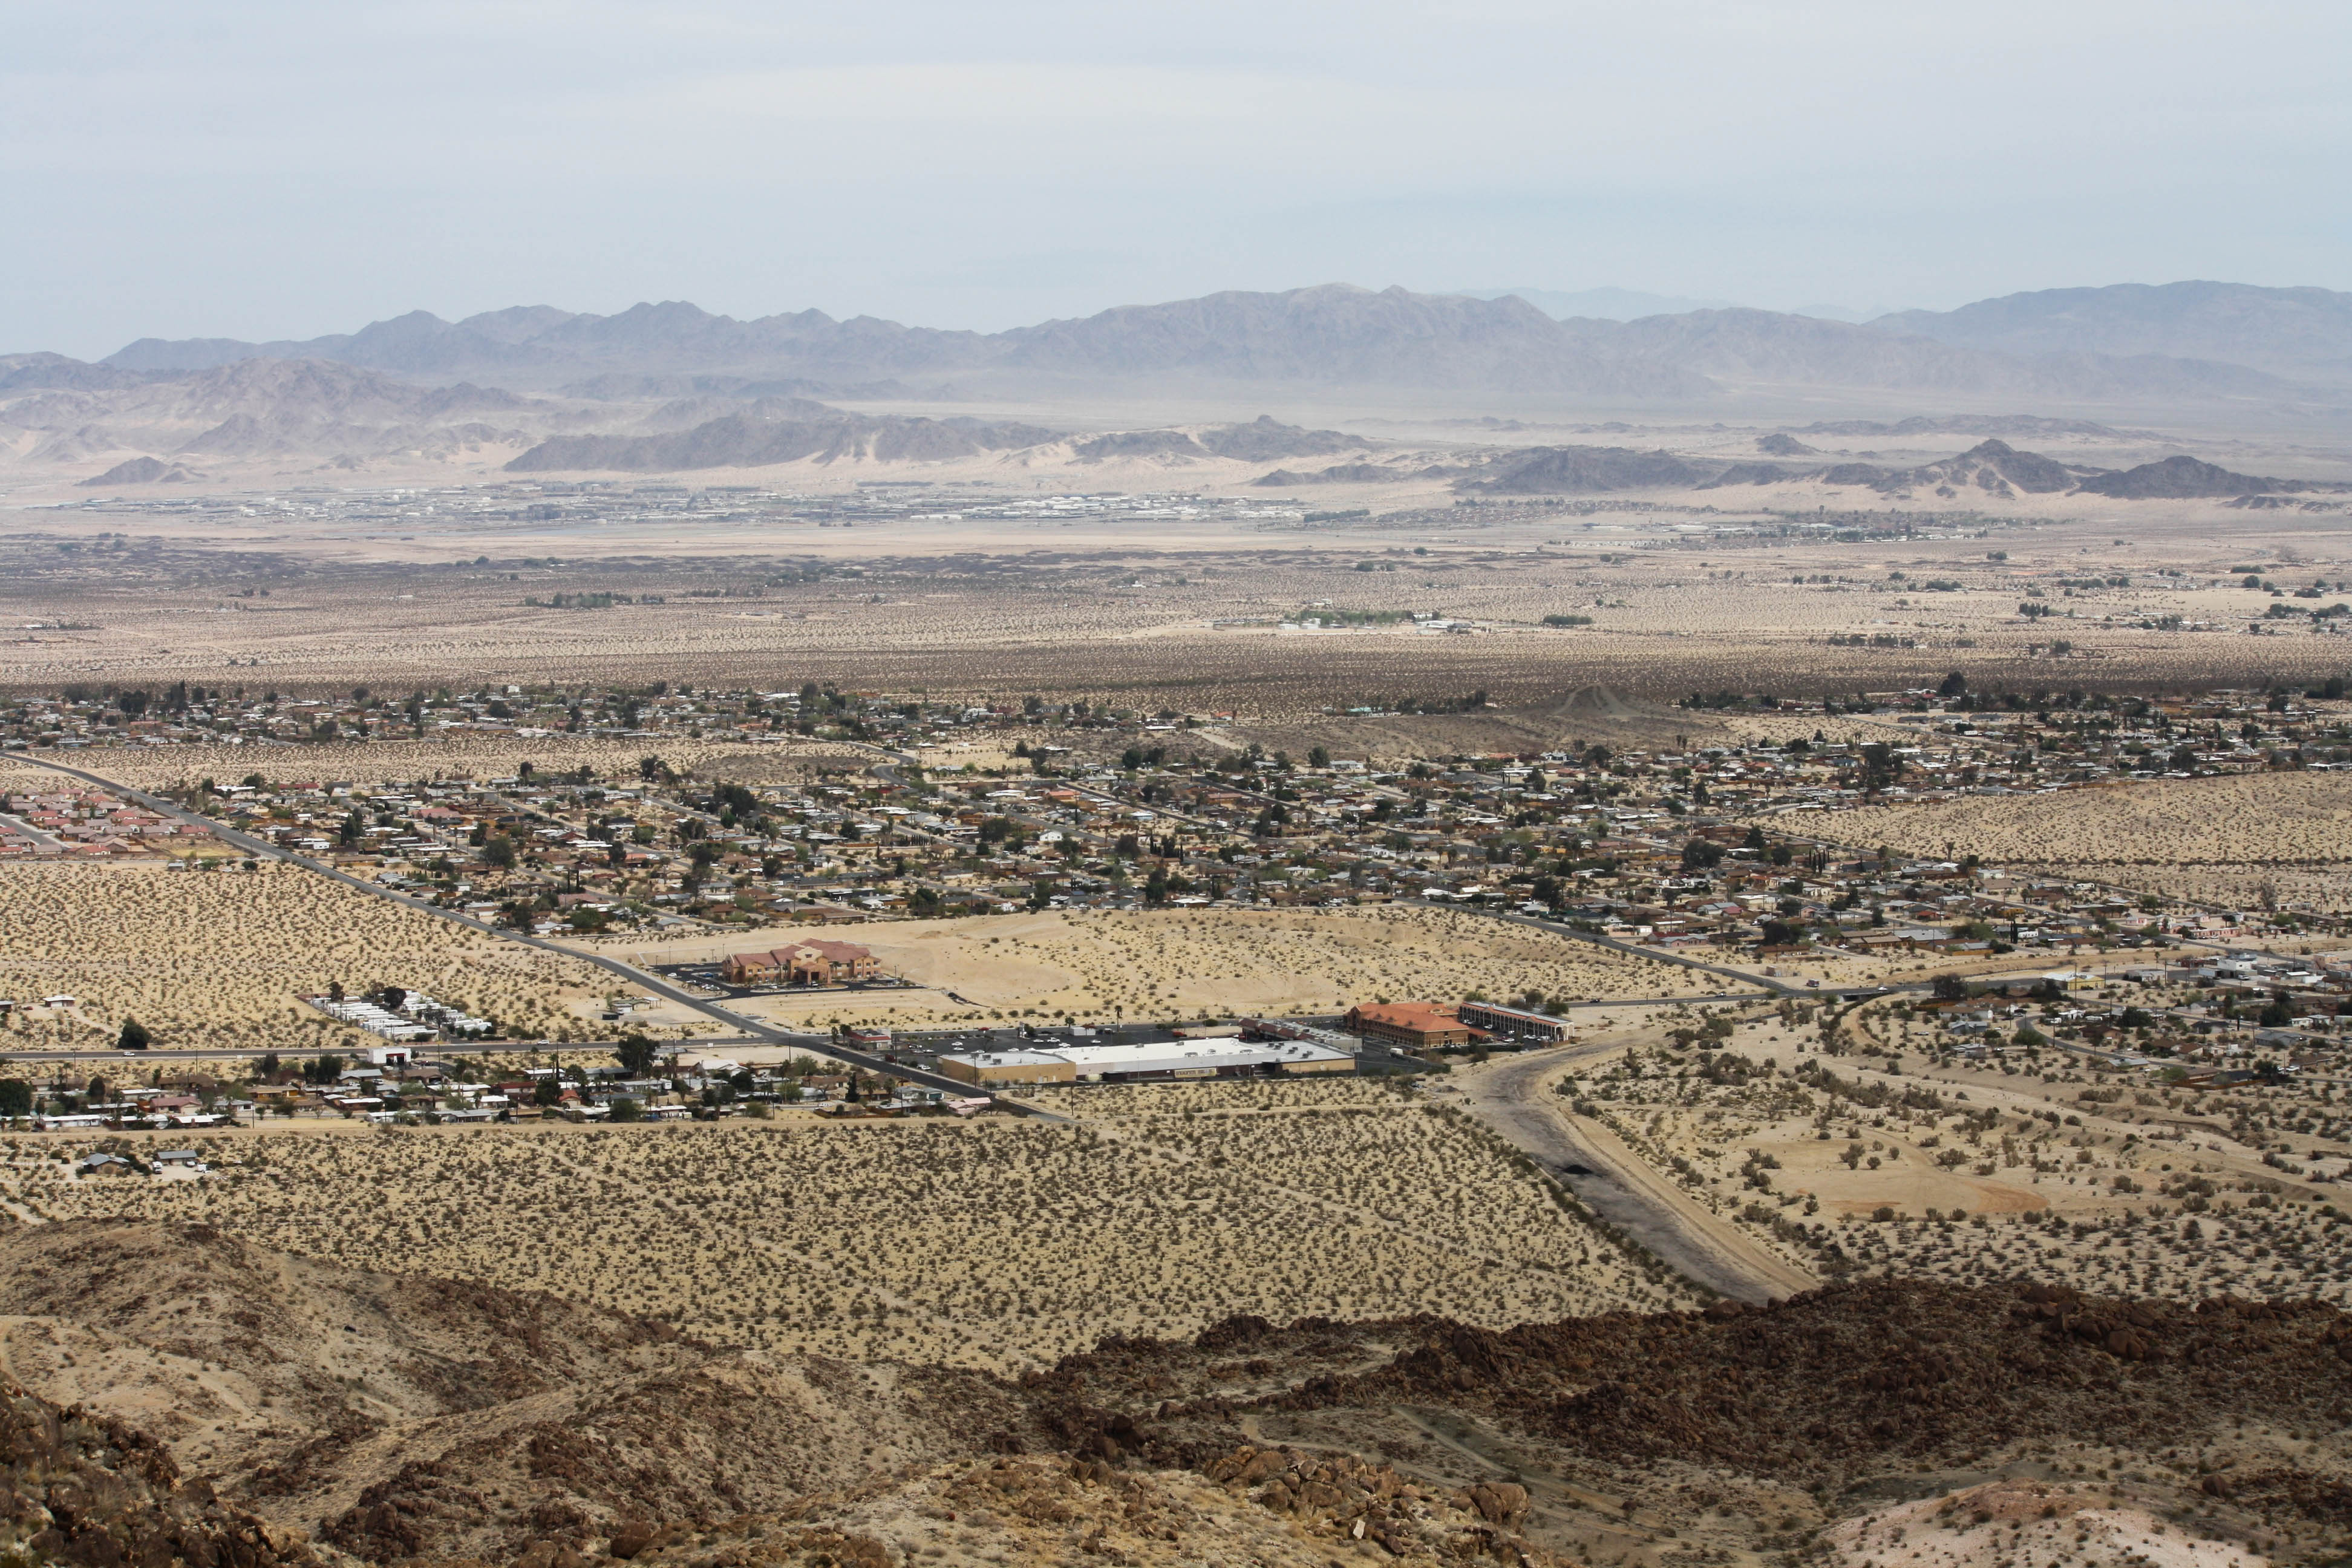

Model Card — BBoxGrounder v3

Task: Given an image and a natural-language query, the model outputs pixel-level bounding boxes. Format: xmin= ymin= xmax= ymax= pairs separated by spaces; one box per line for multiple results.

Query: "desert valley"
xmin=9 ymin=10 xmax=2352 ymax=1561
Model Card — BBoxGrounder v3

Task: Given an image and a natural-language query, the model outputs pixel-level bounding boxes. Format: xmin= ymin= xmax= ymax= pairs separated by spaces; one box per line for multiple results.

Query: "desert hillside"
xmin=0 ymin=1219 xmax=2347 ymax=1568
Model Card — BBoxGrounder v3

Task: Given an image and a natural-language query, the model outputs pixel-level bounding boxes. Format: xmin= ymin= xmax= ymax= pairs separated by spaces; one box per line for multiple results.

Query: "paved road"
xmin=1454 ymin=1040 xmax=1820 ymax=1304
xmin=1483 ymin=908 xmax=1829 ymax=998
xmin=8 ymin=755 xmax=991 ymax=1105
xmin=0 ymin=1036 xmax=778 ymax=1067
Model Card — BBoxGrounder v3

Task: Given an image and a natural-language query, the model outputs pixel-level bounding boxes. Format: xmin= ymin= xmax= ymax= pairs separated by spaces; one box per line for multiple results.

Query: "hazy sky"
xmin=4 ymin=0 xmax=2348 ymax=357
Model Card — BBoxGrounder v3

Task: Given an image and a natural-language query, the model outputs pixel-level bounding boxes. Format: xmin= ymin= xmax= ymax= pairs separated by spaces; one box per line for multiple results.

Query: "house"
xmin=1343 ymin=1002 xmax=1480 ymax=1051
xmin=721 ymin=940 xmax=880 ymax=986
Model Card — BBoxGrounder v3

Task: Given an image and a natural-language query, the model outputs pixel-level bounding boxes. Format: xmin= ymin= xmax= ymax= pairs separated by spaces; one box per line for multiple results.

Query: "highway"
xmin=1454 ymin=1040 xmax=1820 ymax=1304
xmin=7 ymin=754 xmax=993 ymax=1106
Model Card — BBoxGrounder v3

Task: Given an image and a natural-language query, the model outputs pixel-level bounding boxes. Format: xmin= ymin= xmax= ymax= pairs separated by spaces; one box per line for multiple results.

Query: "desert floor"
xmin=1817 ymin=770 xmax=2352 ymax=913
xmin=0 ymin=859 xmax=612 ymax=1050
xmin=5 ymin=503 xmax=2352 ymax=718
xmin=575 ymin=903 xmax=1743 ymax=1030
xmin=1479 ymin=992 xmax=2352 ymax=1304
xmin=71 ymin=733 xmax=877 ymax=794
xmin=4 ymin=1077 xmax=1699 ymax=1371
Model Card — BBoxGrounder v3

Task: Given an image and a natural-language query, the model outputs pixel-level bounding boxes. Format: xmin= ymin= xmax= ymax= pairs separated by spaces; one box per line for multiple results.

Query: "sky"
xmin=3 ymin=0 xmax=2348 ymax=358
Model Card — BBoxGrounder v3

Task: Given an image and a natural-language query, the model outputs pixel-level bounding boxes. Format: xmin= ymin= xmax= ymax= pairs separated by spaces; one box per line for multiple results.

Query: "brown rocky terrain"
xmin=0 ymin=1366 xmax=320 ymax=1568
xmin=2 ymin=1221 xmax=2350 ymax=1568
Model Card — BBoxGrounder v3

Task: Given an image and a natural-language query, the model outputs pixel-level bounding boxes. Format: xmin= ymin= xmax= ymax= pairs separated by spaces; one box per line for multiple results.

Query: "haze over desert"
xmin=7 ymin=3 xmax=2352 ymax=1567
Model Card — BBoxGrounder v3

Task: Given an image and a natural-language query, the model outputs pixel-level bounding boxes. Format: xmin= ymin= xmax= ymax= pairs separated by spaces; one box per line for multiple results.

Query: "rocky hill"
xmin=0 ymin=1370 xmax=321 ymax=1568
xmin=5 ymin=1221 xmax=2351 ymax=1568
xmin=6 ymin=356 xmax=546 ymax=478
xmin=1462 ymin=445 xmax=1704 ymax=493
xmin=2073 ymin=454 xmax=2316 ymax=498
xmin=1448 ymin=437 xmax=2340 ymax=500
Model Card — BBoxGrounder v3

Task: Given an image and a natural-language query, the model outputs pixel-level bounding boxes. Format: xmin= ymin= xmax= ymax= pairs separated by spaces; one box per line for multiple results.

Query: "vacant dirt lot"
xmin=73 ymin=734 xmax=871 ymax=794
xmin=582 ymin=903 xmax=1740 ymax=1030
xmin=10 ymin=1089 xmax=1696 ymax=1370
xmin=1817 ymin=771 xmax=2352 ymax=911
xmin=0 ymin=860 xmax=610 ymax=1048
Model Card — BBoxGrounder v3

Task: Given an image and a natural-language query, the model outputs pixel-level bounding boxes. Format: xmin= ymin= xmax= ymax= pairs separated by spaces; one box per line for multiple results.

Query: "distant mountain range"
xmin=1876 ymin=282 xmax=2352 ymax=384
xmin=1466 ymin=438 xmax=2342 ymax=500
xmin=44 ymin=279 xmax=2348 ymax=407
xmin=1468 ymin=287 xmax=1890 ymax=325
xmin=94 ymin=287 xmax=1704 ymax=400
xmin=1460 ymin=287 xmax=1740 ymax=321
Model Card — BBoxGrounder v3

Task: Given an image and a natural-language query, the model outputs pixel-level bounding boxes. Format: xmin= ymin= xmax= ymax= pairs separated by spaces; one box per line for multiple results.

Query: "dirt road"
xmin=1454 ymin=1044 xmax=1818 ymax=1304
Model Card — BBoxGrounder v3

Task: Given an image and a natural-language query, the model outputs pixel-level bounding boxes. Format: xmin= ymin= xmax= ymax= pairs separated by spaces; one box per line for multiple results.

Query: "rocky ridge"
xmin=5 ymin=1223 xmax=2352 ymax=1568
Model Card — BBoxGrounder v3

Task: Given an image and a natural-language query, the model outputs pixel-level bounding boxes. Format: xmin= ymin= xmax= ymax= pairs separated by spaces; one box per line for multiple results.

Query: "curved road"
xmin=1455 ymin=1041 xmax=1819 ymax=1304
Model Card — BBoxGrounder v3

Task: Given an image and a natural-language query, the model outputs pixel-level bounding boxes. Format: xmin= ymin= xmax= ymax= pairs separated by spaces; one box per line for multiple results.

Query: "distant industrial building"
xmin=935 ymin=1048 xmax=1076 ymax=1087
xmin=938 ymin=1036 xmax=1351 ymax=1086
xmin=1238 ymin=1017 xmax=1363 ymax=1053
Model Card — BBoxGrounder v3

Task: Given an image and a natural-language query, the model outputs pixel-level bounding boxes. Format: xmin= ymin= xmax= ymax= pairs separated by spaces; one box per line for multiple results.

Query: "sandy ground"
xmin=5 ymin=501 xmax=2352 ymax=714
xmin=0 ymin=858 xmax=611 ymax=1050
xmin=576 ymin=904 xmax=1740 ymax=1030
xmin=1519 ymin=990 xmax=2352 ymax=1302
xmin=1456 ymin=1036 xmax=1823 ymax=1302
xmin=1820 ymin=771 xmax=2352 ymax=912
xmin=4 ymin=1088 xmax=1699 ymax=1371
xmin=70 ymin=734 xmax=876 ymax=793
xmin=1828 ymin=1479 xmax=2266 ymax=1568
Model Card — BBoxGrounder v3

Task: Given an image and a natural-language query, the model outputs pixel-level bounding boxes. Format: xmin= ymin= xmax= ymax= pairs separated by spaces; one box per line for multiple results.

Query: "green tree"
xmin=608 ymin=1097 xmax=645 ymax=1122
xmin=534 ymin=1077 xmax=564 ymax=1107
xmin=1861 ymin=743 xmax=1900 ymax=793
xmin=482 ymin=834 xmax=517 ymax=868
xmin=117 ymin=1017 xmax=151 ymax=1051
xmin=0 ymin=1079 xmax=30 ymax=1119
xmin=615 ymin=1033 xmax=659 ymax=1077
